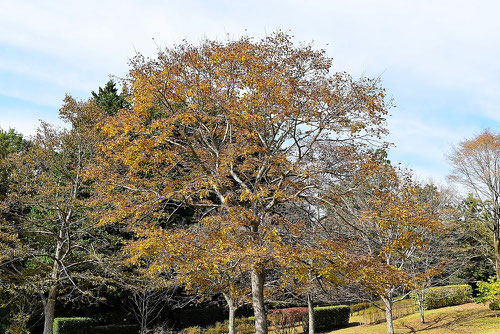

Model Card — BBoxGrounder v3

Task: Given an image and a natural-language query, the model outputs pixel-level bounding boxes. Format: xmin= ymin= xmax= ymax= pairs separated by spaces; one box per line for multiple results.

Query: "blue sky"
xmin=1 ymin=0 xmax=499 ymax=185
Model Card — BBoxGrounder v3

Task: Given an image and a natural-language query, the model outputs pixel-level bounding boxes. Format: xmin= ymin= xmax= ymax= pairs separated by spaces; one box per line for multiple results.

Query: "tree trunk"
xmin=223 ymin=293 xmax=237 ymax=334
xmin=43 ymin=285 xmax=58 ymax=334
xmin=43 ymin=229 xmax=64 ymax=334
xmin=417 ymin=290 xmax=425 ymax=323
xmin=140 ymin=291 xmax=148 ymax=334
xmin=381 ymin=296 xmax=394 ymax=334
xmin=307 ymin=293 xmax=315 ymax=334
xmin=494 ymin=226 xmax=500 ymax=278
xmin=251 ymin=268 xmax=268 ymax=334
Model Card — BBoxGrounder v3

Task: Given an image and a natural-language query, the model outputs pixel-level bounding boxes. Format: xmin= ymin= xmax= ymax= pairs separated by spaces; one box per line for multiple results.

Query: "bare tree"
xmin=407 ymin=185 xmax=468 ymax=323
xmin=126 ymin=280 xmax=173 ymax=334
xmin=326 ymin=164 xmax=442 ymax=334
xmin=448 ymin=129 xmax=500 ymax=277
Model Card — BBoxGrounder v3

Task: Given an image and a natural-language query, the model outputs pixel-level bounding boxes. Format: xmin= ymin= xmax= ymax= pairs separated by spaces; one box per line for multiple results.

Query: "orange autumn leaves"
xmin=87 ymin=32 xmax=441 ymax=328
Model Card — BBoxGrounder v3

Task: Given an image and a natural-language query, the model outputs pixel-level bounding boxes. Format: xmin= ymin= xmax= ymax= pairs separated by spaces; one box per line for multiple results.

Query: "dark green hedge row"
xmin=53 ymin=317 xmax=94 ymax=334
xmin=413 ymin=285 xmax=473 ymax=310
xmin=315 ymin=305 xmax=350 ymax=330
xmin=304 ymin=305 xmax=350 ymax=332
xmin=53 ymin=318 xmax=139 ymax=334
xmin=173 ymin=304 xmax=254 ymax=329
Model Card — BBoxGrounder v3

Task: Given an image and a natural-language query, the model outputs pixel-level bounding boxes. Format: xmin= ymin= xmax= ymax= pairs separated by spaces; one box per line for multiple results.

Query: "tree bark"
xmin=494 ymin=225 xmax=500 ymax=278
xmin=417 ymin=290 xmax=425 ymax=323
xmin=381 ymin=296 xmax=394 ymax=334
xmin=43 ymin=228 xmax=64 ymax=334
xmin=251 ymin=268 xmax=268 ymax=334
xmin=223 ymin=293 xmax=237 ymax=334
xmin=140 ymin=291 xmax=147 ymax=334
xmin=43 ymin=285 xmax=58 ymax=334
xmin=307 ymin=293 xmax=315 ymax=334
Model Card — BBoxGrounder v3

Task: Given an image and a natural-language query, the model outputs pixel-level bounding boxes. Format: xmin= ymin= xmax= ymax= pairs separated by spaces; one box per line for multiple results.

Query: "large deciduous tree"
xmin=91 ymin=32 xmax=389 ymax=334
xmin=448 ymin=129 xmax=500 ymax=277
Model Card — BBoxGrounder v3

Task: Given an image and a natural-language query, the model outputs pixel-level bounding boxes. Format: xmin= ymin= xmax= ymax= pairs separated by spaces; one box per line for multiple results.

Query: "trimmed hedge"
xmin=54 ymin=318 xmax=140 ymax=334
xmin=413 ymin=285 xmax=472 ymax=310
xmin=53 ymin=317 xmax=94 ymax=334
xmin=92 ymin=324 xmax=140 ymax=334
xmin=315 ymin=305 xmax=350 ymax=330
xmin=304 ymin=305 xmax=350 ymax=332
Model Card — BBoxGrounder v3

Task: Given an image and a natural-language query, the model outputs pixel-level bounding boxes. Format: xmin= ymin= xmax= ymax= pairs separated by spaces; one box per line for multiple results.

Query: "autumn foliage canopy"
xmin=87 ymin=32 xmax=393 ymax=333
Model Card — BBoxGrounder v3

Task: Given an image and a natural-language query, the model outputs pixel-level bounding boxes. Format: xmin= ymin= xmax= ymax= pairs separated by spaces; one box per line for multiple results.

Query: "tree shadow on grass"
xmin=398 ymin=310 xmax=491 ymax=333
xmin=343 ymin=322 xmax=363 ymax=328
xmin=317 ymin=322 xmax=363 ymax=333
xmin=399 ymin=315 xmax=449 ymax=333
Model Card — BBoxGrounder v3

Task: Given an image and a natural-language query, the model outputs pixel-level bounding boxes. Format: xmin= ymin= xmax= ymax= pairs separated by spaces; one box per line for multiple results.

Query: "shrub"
xmin=206 ymin=318 xmax=254 ymax=334
xmin=234 ymin=317 xmax=255 ymax=333
xmin=303 ymin=305 xmax=350 ymax=332
xmin=269 ymin=307 xmax=308 ymax=331
xmin=92 ymin=324 xmax=140 ymax=334
xmin=182 ymin=326 xmax=203 ymax=334
xmin=414 ymin=285 xmax=472 ymax=310
xmin=53 ymin=317 xmax=94 ymax=334
xmin=489 ymin=300 xmax=500 ymax=310
xmin=6 ymin=311 xmax=30 ymax=334
xmin=183 ymin=317 xmax=255 ymax=334
xmin=476 ymin=276 xmax=500 ymax=313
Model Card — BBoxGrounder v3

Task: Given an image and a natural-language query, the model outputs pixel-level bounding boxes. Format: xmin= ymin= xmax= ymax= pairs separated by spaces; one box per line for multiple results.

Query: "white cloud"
xmin=0 ymin=105 xmax=65 ymax=136
xmin=386 ymin=108 xmax=482 ymax=183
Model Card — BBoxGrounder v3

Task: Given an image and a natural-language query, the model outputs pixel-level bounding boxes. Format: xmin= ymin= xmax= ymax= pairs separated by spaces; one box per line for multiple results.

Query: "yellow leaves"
xmin=239 ymin=189 xmax=252 ymax=202
xmin=121 ymin=213 xmax=260 ymax=298
xmin=177 ymin=111 xmax=196 ymax=125
xmin=350 ymin=122 xmax=365 ymax=134
xmin=238 ymin=187 xmax=271 ymax=202
xmin=86 ymin=32 xmax=396 ymax=303
xmin=459 ymin=129 xmax=500 ymax=151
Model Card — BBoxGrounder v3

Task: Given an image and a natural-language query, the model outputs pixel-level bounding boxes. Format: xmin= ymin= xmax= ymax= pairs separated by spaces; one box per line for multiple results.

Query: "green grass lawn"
xmin=330 ymin=303 xmax=500 ymax=334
